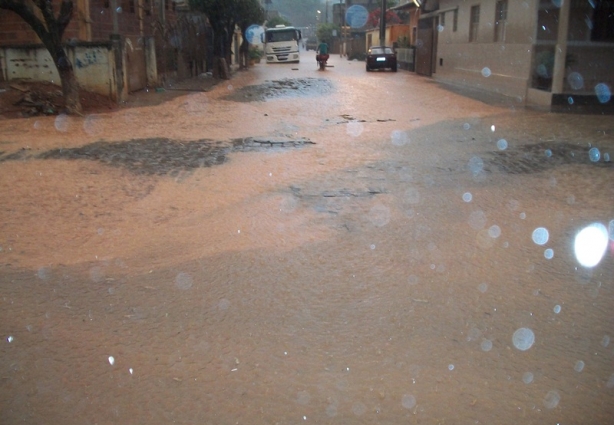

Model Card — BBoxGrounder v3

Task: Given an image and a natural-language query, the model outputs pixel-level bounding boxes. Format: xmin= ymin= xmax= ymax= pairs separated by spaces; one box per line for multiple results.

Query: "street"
xmin=1 ymin=55 xmax=613 ymax=424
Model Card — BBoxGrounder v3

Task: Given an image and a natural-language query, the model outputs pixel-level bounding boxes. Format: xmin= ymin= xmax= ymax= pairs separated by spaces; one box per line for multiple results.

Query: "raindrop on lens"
xmin=594 ymin=83 xmax=611 ymax=103
xmin=108 ymin=356 xmax=115 ymax=365
xmin=488 ymin=225 xmax=501 ymax=238
xmin=604 ymin=153 xmax=611 ymax=162
xmin=497 ymin=139 xmax=508 ymax=150
xmin=448 ymin=364 xmax=454 ymax=371
xmin=567 ymin=72 xmax=584 ymax=90
xmin=478 ymin=282 xmax=488 ymax=293
xmin=522 ymin=372 xmax=534 ymax=384
xmin=543 ymin=390 xmax=560 ymax=409
xmin=462 ymin=192 xmax=472 ymax=202
xmin=602 ymin=335 xmax=611 ymax=347
xmin=545 ymin=149 xmax=552 ymax=157
xmin=55 ymin=114 xmax=69 ymax=132
xmin=568 ymin=96 xmax=574 ymax=104
xmin=553 ymin=304 xmax=561 ymax=314
xmin=512 ymin=327 xmax=535 ymax=351
xmin=544 ymin=248 xmax=554 ymax=259
xmin=589 ymin=147 xmax=601 ymax=162
xmin=574 ymin=360 xmax=585 ymax=372
xmin=574 ymin=223 xmax=609 ymax=268
xmin=391 ymin=130 xmax=409 ymax=146
xmin=437 ymin=24 xmax=444 ymax=32
xmin=402 ymin=394 xmax=416 ymax=409
xmin=481 ymin=67 xmax=492 ymax=77
xmin=468 ymin=156 xmax=484 ymax=174
xmin=463 ymin=123 xmax=471 ymax=130
xmin=481 ymin=339 xmax=493 ymax=352
xmin=7 ymin=336 xmax=13 ymax=343
xmin=116 ymin=6 xmax=122 ymax=13
xmin=532 ymin=227 xmax=549 ymax=245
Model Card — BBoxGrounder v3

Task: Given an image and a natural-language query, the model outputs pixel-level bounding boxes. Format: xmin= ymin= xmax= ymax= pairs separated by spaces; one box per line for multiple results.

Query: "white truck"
xmin=263 ymin=25 xmax=302 ymax=63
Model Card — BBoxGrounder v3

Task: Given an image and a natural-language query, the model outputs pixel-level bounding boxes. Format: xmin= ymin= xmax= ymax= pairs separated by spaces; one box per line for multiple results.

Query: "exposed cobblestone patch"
xmin=223 ymin=78 xmax=333 ymax=102
xmin=0 ymin=136 xmax=315 ymax=176
xmin=488 ymin=141 xmax=612 ymax=174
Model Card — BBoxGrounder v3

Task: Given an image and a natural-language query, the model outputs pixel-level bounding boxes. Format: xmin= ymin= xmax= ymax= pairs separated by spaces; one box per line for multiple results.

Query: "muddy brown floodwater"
xmin=1 ymin=56 xmax=613 ymax=425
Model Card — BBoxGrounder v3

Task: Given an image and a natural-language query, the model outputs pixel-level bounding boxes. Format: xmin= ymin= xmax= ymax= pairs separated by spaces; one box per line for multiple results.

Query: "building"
xmin=415 ymin=0 xmax=614 ymax=109
xmin=0 ymin=0 xmax=209 ymax=101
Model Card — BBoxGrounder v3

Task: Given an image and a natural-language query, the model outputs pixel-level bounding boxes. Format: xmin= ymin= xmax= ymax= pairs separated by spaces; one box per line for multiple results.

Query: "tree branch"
xmin=0 ymin=0 xmax=50 ymax=43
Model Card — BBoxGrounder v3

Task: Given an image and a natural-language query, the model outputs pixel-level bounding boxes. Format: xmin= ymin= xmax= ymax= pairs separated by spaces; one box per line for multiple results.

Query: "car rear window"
xmin=370 ymin=47 xmax=384 ymax=54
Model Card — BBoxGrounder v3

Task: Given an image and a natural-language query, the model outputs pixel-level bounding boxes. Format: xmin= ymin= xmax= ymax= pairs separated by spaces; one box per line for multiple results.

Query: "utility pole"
xmin=379 ymin=0 xmax=387 ymax=46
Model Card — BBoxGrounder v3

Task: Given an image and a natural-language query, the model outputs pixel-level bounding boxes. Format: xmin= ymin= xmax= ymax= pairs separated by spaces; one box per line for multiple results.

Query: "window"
xmin=495 ymin=0 xmax=508 ymax=42
xmin=469 ymin=5 xmax=480 ymax=42
xmin=453 ymin=9 xmax=458 ymax=32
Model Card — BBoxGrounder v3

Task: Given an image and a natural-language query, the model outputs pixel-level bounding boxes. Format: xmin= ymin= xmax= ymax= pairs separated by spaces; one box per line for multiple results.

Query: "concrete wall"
xmin=433 ymin=0 xmax=538 ymax=103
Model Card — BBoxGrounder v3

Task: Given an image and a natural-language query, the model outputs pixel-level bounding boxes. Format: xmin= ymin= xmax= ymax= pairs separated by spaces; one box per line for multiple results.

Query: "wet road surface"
xmin=1 ymin=55 xmax=613 ymax=424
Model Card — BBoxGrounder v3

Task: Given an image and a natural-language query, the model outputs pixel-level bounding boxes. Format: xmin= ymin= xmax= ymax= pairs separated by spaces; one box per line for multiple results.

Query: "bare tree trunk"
xmin=55 ymin=49 xmax=82 ymax=115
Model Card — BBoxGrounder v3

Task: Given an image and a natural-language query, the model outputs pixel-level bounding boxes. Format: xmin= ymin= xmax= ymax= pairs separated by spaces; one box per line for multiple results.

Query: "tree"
xmin=0 ymin=0 xmax=82 ymax=114
xmin=236 ymin=0 xmax=265 ymax=70
xmin=267 ymin=16 xmax=291 ymax=28
xmin=316 ymin=23 xmax=338 ymax=44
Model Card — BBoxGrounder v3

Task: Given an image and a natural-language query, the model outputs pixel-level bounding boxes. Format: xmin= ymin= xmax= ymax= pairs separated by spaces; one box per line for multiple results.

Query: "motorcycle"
xmin=316 ymin=53 xmax=329 ymax=71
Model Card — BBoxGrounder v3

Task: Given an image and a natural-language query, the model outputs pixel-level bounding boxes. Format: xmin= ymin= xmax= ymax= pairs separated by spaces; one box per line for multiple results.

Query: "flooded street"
xmin=1 ymin=56 xmax=613 ymax=424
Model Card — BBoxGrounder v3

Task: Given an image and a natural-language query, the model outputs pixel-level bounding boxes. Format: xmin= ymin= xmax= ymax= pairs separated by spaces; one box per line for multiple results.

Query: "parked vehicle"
xmin=366 ymin=46 xmax=397 ymax=72
xmin=305 ymin=39 xmax=317 ymax=51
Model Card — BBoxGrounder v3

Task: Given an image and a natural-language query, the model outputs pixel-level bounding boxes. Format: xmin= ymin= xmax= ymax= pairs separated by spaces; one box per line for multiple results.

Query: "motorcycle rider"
xmin=316 ymin=40 xmax=329 ymax=65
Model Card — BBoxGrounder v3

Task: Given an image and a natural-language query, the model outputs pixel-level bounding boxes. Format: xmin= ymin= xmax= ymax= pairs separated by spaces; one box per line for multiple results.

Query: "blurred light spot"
xmin=490 ymin=125 xmax=496 ymax=132
xmin=488 ymin=225 xmax=501 ymax=238
xmin=545 ymin=149 xmax=552 ymax=157
xmin=7 ymin=336 xmax=13 ymax=343
xmin=595 ymin=83 xmax=611 ymax=103
xmin=391 ymin=130 xmax=409 ymax=146
xmin=437 ymin=24 xmax=444 ymax=32
xmin=568 ymin=96 xmax=574 ymax=104
xmin=346 ymin=121 xmax=364 ymax=137
xmin=553 ymin=304 xmax=561 ymax=314
xmin=469 ymin=210 xmax=487 ymax=230
xmin=574 ymin=360 xmax=585 ymax=372
xmin=175 ymin=272 xmax=193 ymax=290
xmin=602 ymin=335 xmax=611 ymax=347
xmin=462 ymin=192 xmax=472 ymax=202
xmin=481 ymin=67 xmax=492 ymax=77
xmin=478 ymin=282 xmax=488 ymax=293
xmin=370 ymin=244 xmax=376 ymax=250
xmin=522 ymin=372 xmax=534 ymax=384
xmin=589 ymin=147 xmax=601 ymax=162
xmin=481 ymin=339 xmax=493 ymax=351
xmin=448 ymin=364 xmax=454 ymax=371
xmin=544 ymin=248 xmax=554 ymax=259
xmin=55 ymin=114 xmax=69 ymax=132
xmin=116 ymin=6 xmax=122 ymax=13
xmin=610 ymin=220 xmax=614 ymax=240
xmin=567 ymin=72 xmax=584 ymax=90
xmin=512 ymin=327 xmax=535 ymax=351
xmin=543 ymin=390 xmax=560 ymax=409
xmin=33 ymin=120 xmax=42 ymax=129
xmin=468 ymin=156 xmax=484 ymax=174
xmin=532 ymin=227 xmax=549 ymax=245
xmin=497 ymin=139 xmax=508 ymax=150
xmin=574 ymin=223 xmax=608 ymax=267
xmin=463 ymin=123 xmax=471 ymax=130
xmin=108 ymin=356 xmax=115 ymax=365
xmin=402 ymin=394 xmax=416 ymax=409
xmin=368 ymin=204 xmax=391 ymax=227
xmin=227 ymin=84 xmax=234 ymax=91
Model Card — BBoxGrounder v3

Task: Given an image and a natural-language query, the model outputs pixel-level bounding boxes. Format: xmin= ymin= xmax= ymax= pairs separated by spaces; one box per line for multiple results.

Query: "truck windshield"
xmin=266 ymin=30 xmax=296 ymax=43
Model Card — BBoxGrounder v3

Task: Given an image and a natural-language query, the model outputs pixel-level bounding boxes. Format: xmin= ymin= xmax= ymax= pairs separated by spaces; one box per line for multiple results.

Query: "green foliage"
xmin=249 ymin=46 xmax=263 ymax=59
xmin=267 ymin=16 xmax=293 ymax=27
xmin=396 ymin=35 xmax=411 ymax=48
xmin=316 ymin=23 xmax=339 ymax=44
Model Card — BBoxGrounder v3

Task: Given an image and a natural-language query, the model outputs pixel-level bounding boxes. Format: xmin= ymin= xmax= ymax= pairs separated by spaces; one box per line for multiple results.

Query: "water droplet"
xmin=463 ymin=123 xmax=471 ymax=130
xmin=543 ymin=390 xmax=560 ymax=409
xmin=437 ymin=24 xmax=444 ymax=32
xmin=544 ymin=149 xmax=553 ymax=157
xmin=391 ymin=129 xmax=409 ymax=146
xmin=519 ymin=212 xmax=526 ymax=219
xmin=481 ymin=339 xmax=493 ymax=352
xmin=604 ymin=153 xmax=611 ymax=162
xmin=352 ymin=402 xmax=366 ymax=416
xmin=129 ymin=368 xmax=133 ymax=374
xmin=497 ymin=139 xmax=508 ymax=150
xmin=488 ymin=225 xmax=501 ymax=238
xmin=368 ymin=204 xmax=391 ymax=227
xmin=589 ymin=147 xmax=601 ymax=162
xmin=602 ymin=335 xmax=610 ymax=348
xmin=607 ymin=373 xmax=614 ymax=389
xmin=532 ymin=227 xmax=549 ymax=245
xmin=481 ymin=67 xmax=492 ymax=77
xmin=402 ymin=394 xmax=416 ymax=409
xmin=462 ymin=192 xmax=472 ymax=202
xmin=512 ymin=327 xmax=535 ymax=351
xmin=7 ymin=336 xmax=13 ymax=343
xmin=574 ymin=360 xmax=585 ymax=372
xmin=469 ymin=210 xmax=487 ymax=230
xmin=116 ymin=7 xmax=122 ymax=13
xmin=490 ymin=125 xmax=496 ymax=132
xmin=522 ymin=372 xmax=534 ymax=384
xmin=175 ymin=272 xmax=193 ymax=290
xmin=544 ymin=248 xmax=554 ymax=259
xmin=346 ymin=121 xmax=364 ymax=137
xmin=595 ymin=83 xmax=611 ymax=103
xmin=370 ymin=244 xmax=376 ymax=250
xmin=567 ymin=71 xmax=584 ymax=90
xmin=408 ymin=275 xmax=419 ymax=285
xmin=297 ymin=390 xmax=311 ymax=405
xmin=227 ymin=84 xmax=234 ymax=91
xmin=478 ymin=282 xmax=488 ymax=293
xmin=553 ymin=304 xmax=561 ymax=314
xmin=108 ymin=356 xmax=115 ymax=365
xmin=448 ymin=364 xmax=455 ymax=371
xmin=54 ymin=113 xmax=69 ymax=132
xmin=574 ymin=223 xmax=609 ymax=267
xmin=568 ymin=96 xmax=574 ymax=104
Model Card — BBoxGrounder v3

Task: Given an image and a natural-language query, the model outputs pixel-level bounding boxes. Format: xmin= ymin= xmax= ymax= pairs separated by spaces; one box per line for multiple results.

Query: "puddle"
xmin=223 ymin=77 xmax=333 ymax=102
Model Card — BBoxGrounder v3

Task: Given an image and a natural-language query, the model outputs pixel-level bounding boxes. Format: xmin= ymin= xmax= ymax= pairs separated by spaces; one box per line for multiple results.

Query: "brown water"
xmin=1 ymin=56 xmax=613 ymax=424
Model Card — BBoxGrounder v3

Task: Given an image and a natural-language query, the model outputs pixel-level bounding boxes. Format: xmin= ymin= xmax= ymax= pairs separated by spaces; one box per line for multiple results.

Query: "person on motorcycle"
xmin=316 ymin=41 xmax=329 ymax=64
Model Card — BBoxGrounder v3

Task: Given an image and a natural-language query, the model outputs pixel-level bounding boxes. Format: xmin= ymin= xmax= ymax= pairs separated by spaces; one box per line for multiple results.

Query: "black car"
xmin=366 ymin=46 xmax=397 ymax=72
